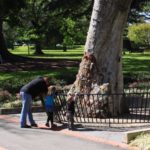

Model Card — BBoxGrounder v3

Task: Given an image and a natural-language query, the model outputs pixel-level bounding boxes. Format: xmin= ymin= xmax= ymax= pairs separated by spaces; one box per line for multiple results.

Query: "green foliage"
xmin=0 ymin=0 xmax=25 ymax=17
xmin=129 ymin=0 xmax=150 ymax=23
xmin=0 ymin=67 xmax=78 ymax=94
xmin=128 ymin=23 xmax=150 ymax=48
xmin=0 ymin=77 xmax=34 ymax=94
xmin=0 ymin=90 xmax=12 ymax=103
xmin=11 ymin=0 xmax=91 ymax=52
xmin=60 ymin=17 xmax=88 ymax=46
xmin=61 ymin=18 xmax=76 ymax=46
xmin=1 ymin=100 xmax=22 ymax=108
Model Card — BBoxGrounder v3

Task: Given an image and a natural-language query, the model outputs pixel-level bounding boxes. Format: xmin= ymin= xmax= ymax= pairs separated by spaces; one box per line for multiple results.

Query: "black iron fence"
xmin=54 ymin=87 xmax=150 ymax=126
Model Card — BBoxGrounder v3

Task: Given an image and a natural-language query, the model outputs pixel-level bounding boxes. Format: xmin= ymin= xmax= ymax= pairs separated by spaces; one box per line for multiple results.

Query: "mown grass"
xmin=3 ymin=46 xmax=150 ymax=84
xmin=0 ymin=68 xmax=78 ymax=85
xmin=9 ymin=45 xmax=84 ymax=59
xmin=0 ymin=47 xmax=150 ymax=108
xmin=123 ymin=52 xmax=150 ymax=81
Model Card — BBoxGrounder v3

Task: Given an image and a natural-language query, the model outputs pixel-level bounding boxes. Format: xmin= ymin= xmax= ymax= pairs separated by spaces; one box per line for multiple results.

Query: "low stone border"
xmin=125 ymin=128 xmax=150 ymax=144
xmin=0 ymin=106 xmax=44 ymax=115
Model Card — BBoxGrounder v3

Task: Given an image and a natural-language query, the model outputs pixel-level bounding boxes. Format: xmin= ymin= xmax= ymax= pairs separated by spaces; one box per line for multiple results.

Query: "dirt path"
xmin=0 ymin=59 xmax=80 ymax=72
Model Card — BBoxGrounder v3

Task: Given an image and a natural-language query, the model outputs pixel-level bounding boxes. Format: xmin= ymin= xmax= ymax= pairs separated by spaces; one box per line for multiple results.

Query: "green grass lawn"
xmin=9 ymin=45 xmax=84 ymax=60
xmin=0 ymin=47 xmax=150 ymax=108
xmin=0 ymin=68 xmax=78 ymax=85
xmin=123 ymin=52 xmax=150 ymax=80
xmin=2 ymin=46 xmax=150 ymax=85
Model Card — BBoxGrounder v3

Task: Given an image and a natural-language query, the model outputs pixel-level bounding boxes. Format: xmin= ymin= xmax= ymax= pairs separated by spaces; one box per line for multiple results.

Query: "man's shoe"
xmin=21 ymin=124 xmax=31 ymax=128
xmin=31 ymin=123 xmax=38 ymax=127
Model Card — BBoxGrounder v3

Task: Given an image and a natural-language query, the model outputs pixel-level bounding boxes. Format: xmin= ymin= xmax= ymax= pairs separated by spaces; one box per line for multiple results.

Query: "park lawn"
xmin=0 ymin=48 xmax=150 ymax=108
xmin=4 ymin=46 xmax=150 ymax=84
xmin=0 ymin=68 xmax=78 ymax=85
xmin=9 ymin=45 xmax=84 ymax=60
xmin=123 ymin=52 xmax=150 ymax=80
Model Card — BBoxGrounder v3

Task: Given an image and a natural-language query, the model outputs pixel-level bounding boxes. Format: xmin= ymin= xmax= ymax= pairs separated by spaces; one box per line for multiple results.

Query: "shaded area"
xmin=0 ymin=59 xmax=80 ymax=72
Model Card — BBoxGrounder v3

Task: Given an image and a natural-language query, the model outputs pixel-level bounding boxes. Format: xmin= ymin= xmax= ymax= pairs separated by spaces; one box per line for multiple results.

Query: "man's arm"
xmin=40 ymin=96 xmax=45 ymax=108
xmin=39 ymin=94 xmax=48 ymax=116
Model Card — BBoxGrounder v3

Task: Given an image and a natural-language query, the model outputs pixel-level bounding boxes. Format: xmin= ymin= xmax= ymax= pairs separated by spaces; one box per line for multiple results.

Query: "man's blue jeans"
xmin=20 ymin=92 xmax=35 ymax=127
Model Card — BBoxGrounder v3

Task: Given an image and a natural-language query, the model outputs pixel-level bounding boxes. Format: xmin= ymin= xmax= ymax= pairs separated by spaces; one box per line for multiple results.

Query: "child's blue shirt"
xmin=45 ymin=94 xmax=55 ymax=112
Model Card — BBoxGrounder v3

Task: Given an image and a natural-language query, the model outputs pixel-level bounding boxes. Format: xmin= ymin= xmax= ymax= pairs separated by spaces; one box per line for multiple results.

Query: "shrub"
xmin=0 ymin=77 xmax=35 ymax=94
xmin=0 ymin=90 xmax=12 ymax=103
xmin=128 ymin=23 xmax=150 ymax=48
xmin=2 ymin=100 xmax=22 ymax=108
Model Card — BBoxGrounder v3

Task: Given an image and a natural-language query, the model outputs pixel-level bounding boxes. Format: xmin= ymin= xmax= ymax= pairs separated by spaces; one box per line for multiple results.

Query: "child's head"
xmin=48 ymin=86 xmax=56 ymax=95
xmin=67 ymin=93 xmax=75 ymax=102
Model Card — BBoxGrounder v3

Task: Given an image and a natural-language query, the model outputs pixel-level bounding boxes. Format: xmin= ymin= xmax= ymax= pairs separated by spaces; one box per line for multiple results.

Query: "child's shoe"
xmin=51 ymin=123 xmax=57 ymax=129
xmin=45 ymin=122 xmax=50 ymax=127
xmin=31 ymin=123 xmax=38 ymax=127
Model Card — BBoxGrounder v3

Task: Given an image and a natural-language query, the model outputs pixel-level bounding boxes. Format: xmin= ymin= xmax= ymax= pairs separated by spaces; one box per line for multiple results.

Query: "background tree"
xmin=60 ymin=17 xmax=88 ymax=48
xmin=123 ymin=0 xmax=150 ymax=53
xmin=128 ymin=0 xmax=150 ymax=23
xmin=0 ymin=0 xmax=25 ymax=61
xmin=17 ymin=0 xmax=92 ymax=54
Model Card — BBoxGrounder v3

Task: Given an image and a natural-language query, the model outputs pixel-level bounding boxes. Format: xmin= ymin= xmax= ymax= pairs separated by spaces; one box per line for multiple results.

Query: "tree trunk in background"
xmin=69 ymin=0 xmax=132 ymax=116
xmin=0 ymin=17 xmax=26 ymax=62
xmin=0 ymin=17 xmax=11 ymax=61
xmin=34 ymin=40 xmax=44 ymax=55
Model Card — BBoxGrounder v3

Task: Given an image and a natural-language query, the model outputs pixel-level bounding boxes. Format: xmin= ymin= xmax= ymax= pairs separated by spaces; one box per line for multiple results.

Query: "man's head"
xmin=43 ymin=76 xmax=51 ymax=86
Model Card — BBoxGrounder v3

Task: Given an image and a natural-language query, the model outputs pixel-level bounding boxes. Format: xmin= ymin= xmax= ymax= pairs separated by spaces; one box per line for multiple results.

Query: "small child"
xmin=66 ymin=93 xmax=76 ymax=130
xmin=45 ymin=86 xmax=56 ymax=128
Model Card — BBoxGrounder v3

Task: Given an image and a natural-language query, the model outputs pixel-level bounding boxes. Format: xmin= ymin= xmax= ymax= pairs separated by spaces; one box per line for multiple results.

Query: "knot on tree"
xmin=69 ymin=52 xmax=98 ymax=94
xmin=68 ymin=52 xmax=112 ymax=118
xmin=87 ymin=83 xmax=112 ymax=118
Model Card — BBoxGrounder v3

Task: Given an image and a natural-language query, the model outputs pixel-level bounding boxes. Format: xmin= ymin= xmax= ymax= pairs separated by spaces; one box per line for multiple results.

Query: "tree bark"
xmin=0 ymin=17 xmax=27 ymax=62
xmin=0 ymin=17 xmax=10 ymax=61
xmin=69 ymin=0 xmax=132 ymax=116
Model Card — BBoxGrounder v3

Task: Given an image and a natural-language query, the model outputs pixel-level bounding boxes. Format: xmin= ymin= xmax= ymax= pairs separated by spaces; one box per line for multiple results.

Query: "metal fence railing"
xmin=54 ymin=87 xmax=150 ymax=127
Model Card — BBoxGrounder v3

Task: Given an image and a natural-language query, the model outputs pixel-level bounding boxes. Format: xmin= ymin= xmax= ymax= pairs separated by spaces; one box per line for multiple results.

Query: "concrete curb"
xmin=125 ymin=128 xmax=150 ymax=144
xmin=59 ymin=129 xmax=140 ymax=150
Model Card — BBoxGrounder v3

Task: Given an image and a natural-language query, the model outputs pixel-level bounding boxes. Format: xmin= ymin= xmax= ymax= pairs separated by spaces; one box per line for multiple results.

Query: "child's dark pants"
xmin=47 ymin=112 xmax=53 ymax=124
xmin=67 ymin=111 xmax=74 ymax=130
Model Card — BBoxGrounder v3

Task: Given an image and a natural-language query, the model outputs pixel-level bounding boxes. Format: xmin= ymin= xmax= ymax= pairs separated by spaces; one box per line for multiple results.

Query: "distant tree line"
xmin=0 ymin=0 xmax=149 ymax=61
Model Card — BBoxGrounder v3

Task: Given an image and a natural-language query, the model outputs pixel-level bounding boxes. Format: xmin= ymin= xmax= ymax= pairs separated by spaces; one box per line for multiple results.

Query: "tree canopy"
xmin=0 ymin=0 xmax=150 ymax=61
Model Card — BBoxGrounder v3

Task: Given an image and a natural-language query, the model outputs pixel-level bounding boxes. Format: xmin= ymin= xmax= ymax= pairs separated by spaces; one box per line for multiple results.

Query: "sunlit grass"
xmin=130 ymin=132 xmax=150 ymax=150
xmin=0 ymin=68 xmax=78 ymax=84
xmin=123 ymin=51 xmax=150 ymax=79
xmin=9 ymin=45 xmax=84 ymax=59
xmin=6 ymin=46 xmax=150 ymax=82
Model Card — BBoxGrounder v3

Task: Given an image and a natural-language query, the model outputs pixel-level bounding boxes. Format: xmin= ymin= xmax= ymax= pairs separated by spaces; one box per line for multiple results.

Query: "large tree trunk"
xmin=69 ymin=0 xmax=132 ymax=117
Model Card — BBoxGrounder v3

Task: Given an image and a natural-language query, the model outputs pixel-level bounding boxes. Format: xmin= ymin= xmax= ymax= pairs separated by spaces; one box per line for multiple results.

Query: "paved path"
xmin=0 ymin=113 xmax=140 ymax=150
